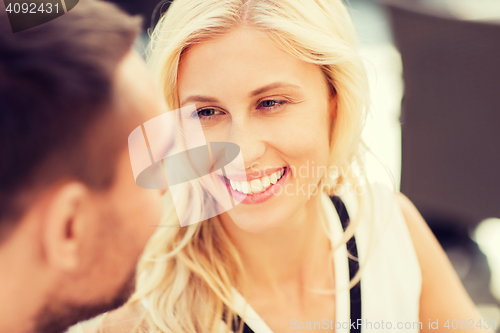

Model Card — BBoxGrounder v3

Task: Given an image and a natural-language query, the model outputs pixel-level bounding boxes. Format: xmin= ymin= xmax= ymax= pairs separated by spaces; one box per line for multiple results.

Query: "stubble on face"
xmin=31 ymin=52 xmax=167 ymax=333
xmin=33 ymin=268 xmax=136 ymax=333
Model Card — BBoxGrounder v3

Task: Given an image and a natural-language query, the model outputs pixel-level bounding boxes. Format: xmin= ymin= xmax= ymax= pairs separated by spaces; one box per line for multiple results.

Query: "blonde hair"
xmin=127 ymin=0 xmax=372 ymax=332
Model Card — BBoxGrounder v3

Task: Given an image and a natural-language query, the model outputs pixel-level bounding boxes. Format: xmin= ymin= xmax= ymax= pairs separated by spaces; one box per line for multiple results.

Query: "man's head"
xmin=0 ymin=1 xmax=170 ymax=332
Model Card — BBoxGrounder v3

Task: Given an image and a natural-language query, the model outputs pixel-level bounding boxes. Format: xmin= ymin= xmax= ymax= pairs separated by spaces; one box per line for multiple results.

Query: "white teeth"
xmin=240 ymin=181 xmax=249 ymax=194
xmin=230 ymin=179 xmax=242 ymax=192
xmin=270 ymin=169 xmax=285 ymax=184
xmin=262 ymin=176 xmax=271 ymax=188
xmin=250 ymin=179 xmax=263 ymax=193
xmin=270 ymin=173 xmax=278 ymax=184
xmin=228 ymin=168 xmax=285 ymax=195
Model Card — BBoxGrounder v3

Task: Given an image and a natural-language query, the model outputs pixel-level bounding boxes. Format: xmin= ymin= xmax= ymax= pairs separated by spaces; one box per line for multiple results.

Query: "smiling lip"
xmin=222 ymin=167 xmax=289 ymax=205
xmin=225 ymin=166 xmax=285 ymax=181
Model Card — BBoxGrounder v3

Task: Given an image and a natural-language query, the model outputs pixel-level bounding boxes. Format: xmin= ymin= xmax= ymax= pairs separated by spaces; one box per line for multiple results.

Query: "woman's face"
xmin=177 ymin=27 xmax=336 ymax=233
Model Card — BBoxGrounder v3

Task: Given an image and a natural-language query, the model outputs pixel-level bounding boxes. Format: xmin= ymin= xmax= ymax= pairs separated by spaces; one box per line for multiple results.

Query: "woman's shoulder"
xmin=337 ymin=181 xmax=422 ymax=280
xmin=336 ymin=181 xmax=403 ymax=225
xmin=97 ymin=302 xmax=148 ymax=333
xmin=65 ymin=313 xmax=106 ymax=333
xmin=323 ymin=182 xmax=423 ymax=321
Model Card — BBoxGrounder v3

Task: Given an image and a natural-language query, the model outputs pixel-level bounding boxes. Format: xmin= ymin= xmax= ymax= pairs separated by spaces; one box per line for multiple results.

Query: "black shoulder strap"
xmin=330 ymin=196 xmax=362 ymax=333
xmin=230 ymin=315 xmax=254 ymax=333
xmin=230 ymin=196 xmax=361 ymax=333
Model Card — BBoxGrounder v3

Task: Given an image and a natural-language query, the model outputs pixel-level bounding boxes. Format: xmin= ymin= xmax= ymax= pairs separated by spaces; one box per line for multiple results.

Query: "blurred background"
xmin=103 ymin=0 xmax=500 ymax=328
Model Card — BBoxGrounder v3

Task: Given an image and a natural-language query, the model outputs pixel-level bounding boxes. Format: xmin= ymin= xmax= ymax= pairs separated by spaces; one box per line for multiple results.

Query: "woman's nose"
xmin=228 ymin=116 xmax=266 ymax=168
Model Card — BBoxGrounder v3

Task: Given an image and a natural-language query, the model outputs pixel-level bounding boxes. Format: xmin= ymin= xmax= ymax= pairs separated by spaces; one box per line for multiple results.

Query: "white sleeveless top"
xmin=230 ymin=182 xmax=422 ymax=333
xmin=67 ymin=183 xmax=422 ymax=333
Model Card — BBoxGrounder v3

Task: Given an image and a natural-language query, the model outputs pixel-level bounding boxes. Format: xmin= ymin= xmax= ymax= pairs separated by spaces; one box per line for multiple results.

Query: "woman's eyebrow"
xmin=180 ymin=95 xmax=219 ymax=106
xmin=180 ymin=82 xmax=301 ymax=106
xmin=249 ymin=82 xmax=302 ymax=97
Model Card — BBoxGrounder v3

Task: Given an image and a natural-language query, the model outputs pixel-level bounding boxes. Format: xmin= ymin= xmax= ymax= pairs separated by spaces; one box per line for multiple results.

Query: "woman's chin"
xmin=227 ymin=216 xmax=285 ymax=234
xmin=221 ymin=201 xmax=294 ymax=234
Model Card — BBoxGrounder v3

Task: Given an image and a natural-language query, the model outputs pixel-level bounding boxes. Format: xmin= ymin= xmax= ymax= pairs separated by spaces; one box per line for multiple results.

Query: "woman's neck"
xmin=220 ymin=191 xmax=334 ymax=295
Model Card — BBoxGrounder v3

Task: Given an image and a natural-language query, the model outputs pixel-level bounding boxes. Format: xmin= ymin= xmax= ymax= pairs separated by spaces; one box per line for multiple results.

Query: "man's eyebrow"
xmin=180 ymin=82 xmax=301 ymax=106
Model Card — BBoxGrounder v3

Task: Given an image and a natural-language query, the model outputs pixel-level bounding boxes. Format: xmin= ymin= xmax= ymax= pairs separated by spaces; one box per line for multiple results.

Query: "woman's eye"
xmin=197 ymin=108 xmax=220 ymax=118
xmin=262 ymin=100 xmax=278 ymax=107
xmin=259 ymin=99 xmax=287 ymax=110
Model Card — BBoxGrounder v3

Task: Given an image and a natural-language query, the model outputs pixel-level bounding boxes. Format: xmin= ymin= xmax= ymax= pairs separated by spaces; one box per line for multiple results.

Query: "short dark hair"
xmin=0 ymin=0 xmax=141 ymax=237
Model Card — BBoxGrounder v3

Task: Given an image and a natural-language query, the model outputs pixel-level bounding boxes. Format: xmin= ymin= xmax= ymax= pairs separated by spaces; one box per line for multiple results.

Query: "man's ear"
xmin=42 ymin=183 xmax=89 ymax=271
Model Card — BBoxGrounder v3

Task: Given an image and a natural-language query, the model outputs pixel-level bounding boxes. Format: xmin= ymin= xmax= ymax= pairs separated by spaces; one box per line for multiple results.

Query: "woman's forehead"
xmin=177 ymin=27 xmax=325 ymax=99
